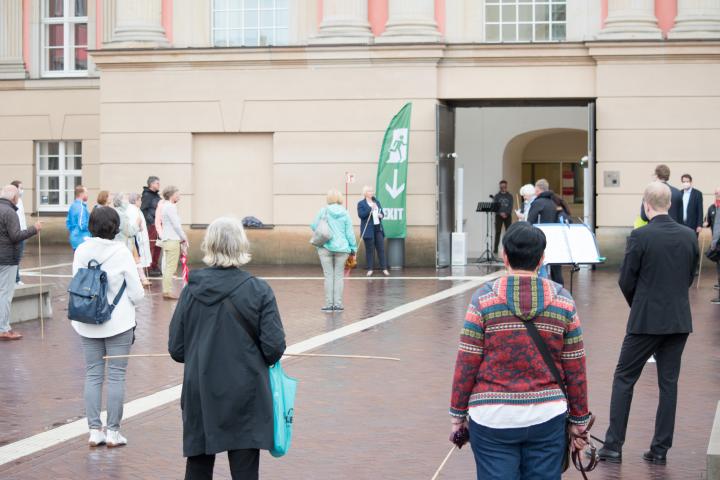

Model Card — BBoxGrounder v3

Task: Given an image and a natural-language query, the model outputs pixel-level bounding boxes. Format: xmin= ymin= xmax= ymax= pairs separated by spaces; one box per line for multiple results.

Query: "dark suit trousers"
xmin=494 ymin=214 xmax=512 ymax=253
xmin=364 ymin=229 xmax=387 ymax=270
xmin=185 ymin=449 xmax=259 ymax=480
xmin=604 ymin=333 xmax=689 ymax=455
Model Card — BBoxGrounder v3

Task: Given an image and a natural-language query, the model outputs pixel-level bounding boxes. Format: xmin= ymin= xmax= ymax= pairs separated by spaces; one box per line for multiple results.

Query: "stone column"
xmin=311 ymin=0 xmax=373 ymax=44
xmin=0 ymin=0 xmax=26 ymax=79
xmin=110 ymin=0 xmax=169 ymax=47
xmin=376 ymin=0 xmax=442 ymax=43
xmin=669 ymin=0 xmax=720 ymax=39
xmin=597 ymin=0 xmax=663 ymax=39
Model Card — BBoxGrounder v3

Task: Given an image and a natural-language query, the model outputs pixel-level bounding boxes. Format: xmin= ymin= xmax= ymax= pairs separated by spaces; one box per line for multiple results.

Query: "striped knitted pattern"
xmin=450 ymin=275 xmax=589 ymax=425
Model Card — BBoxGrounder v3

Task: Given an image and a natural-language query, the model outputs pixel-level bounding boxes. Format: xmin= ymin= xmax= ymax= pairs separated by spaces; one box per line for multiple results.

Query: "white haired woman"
xmin=127 ymin=192 xmax=152 ymax=287
xmin=515 ymin=184 xmax=536 ymax=222
xmin=311 ymin=189 xmax=357 ymax=311
xmin=169 ymin=217 xmax=286 ymax=480
xmin=357 ymin=185 xmax=389 ymax=277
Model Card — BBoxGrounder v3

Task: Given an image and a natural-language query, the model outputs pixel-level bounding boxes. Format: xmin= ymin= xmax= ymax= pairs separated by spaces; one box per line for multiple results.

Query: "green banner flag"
xmin=375 ymin=102 xmax=412 ymax=239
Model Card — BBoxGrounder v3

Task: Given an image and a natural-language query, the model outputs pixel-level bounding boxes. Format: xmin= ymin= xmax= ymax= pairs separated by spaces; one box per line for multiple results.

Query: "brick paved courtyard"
xmin=1 ymin=248 xmax=718 ymax=479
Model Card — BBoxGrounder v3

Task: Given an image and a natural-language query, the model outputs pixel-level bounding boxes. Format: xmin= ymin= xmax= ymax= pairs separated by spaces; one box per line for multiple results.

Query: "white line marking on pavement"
xmin=0 ymin=272 xmax=499 ymax=466
xmin=20 ymin=262 xmax=73 ymax=272
xmin=21 ymin=273 xmax=495 ymax=281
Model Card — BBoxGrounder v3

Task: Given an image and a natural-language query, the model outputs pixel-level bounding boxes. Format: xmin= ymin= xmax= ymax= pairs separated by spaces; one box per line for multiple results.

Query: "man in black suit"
xmin=680 ymin=174 xmax=703 ymax=235
xmin=526 ymin=178 xmax=564 ymax=285
xmin=639 ymin=164 xmax=683 ymax=223
xmin=598 ymin=182 xmax=698 ymax=465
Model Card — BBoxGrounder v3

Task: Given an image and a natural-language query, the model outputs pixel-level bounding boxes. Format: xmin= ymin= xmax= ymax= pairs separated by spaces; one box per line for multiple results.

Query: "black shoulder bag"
xmin=521 ymin=318 xmax=598 ymax=479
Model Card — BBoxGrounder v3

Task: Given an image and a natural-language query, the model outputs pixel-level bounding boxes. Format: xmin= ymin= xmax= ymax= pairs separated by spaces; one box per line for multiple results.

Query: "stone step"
xmin=10 ymin=284 xmax=53 ymax=324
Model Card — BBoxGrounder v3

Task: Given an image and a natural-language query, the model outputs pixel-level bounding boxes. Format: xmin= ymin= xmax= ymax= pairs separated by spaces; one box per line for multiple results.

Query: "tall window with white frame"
xmin=485 ymin=0 xmax=566 ymax=43
xmin=42 ymin=0 xmax=88 ymax=76
xmin=212 ymin=0 xmax=289 ymax=47
xmin=36 ymin=141 xmax=83 ymax=212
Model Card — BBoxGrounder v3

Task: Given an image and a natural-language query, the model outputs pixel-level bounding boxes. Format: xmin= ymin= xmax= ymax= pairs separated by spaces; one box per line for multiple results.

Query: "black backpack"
xmin=68 ymin=260 xmax=126 ymax=324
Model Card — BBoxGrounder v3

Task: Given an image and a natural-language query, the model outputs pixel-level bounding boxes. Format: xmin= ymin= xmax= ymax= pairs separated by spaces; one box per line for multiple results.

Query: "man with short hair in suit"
xmin=597 ymin=181 xmax=698 ymax=465
xmin=680 ymin=174 xmax=703 ymax=235
xmin=639 ymin=164 xmax=683 ymax=223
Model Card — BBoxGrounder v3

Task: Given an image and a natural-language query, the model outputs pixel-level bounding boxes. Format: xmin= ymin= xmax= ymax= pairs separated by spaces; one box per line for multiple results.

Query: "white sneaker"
xmin=16 ymin=281 xmax=24 ymax=286
xmin=366 ymin=270 xmax=373 ymax=277
xmin=88 ymin=429 xmax=106 ymax=447
xmin=383 ymin=270 xmax=390 ymax=276
xmin=106 ymin=430 xmax=127 ymax=448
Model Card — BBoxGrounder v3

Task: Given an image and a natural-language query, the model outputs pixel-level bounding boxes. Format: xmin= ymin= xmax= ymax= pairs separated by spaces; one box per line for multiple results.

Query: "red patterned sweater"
xmin=450 ymin=275 xmax=590 ymax=425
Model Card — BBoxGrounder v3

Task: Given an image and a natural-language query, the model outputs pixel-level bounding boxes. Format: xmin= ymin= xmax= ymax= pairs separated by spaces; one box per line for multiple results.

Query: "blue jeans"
xmin=363 ymin=229 xmax=386 ymax=270
xmin=469 ymin=414 xmax=566 ymax=480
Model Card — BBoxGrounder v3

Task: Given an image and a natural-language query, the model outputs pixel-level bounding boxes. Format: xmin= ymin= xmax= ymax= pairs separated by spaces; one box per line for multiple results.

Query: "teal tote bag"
xmin=223 ymin=298 xmax=298 ymax=457
xmin=269 ymin=362 xmax=298 ymax=457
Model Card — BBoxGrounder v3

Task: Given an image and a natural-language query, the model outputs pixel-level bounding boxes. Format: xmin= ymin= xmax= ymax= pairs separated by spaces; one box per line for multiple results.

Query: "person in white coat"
xmin=128 ymin=192 xmax=152 ymax=286
xmin=71 ymin=206 xmax=145 ymax=448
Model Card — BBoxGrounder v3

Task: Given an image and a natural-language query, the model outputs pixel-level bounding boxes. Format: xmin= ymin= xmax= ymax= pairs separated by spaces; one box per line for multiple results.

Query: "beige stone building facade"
xmin=1 ymin=0 xmax=720 ymax=266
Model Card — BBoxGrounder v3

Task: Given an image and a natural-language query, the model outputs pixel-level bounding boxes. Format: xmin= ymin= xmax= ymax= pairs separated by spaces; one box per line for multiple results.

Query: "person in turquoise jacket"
xmin=66 ymin=185 xmax=91 ymax=250
xmin=311 ymin=189 xmax=357 ymax=312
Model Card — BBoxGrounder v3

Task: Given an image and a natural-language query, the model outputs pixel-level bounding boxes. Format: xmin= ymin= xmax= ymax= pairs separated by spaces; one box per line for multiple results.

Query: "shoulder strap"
xmin=110 ymin=281 xmax=127 ymax=308
xmin=223 ymin=296 xmax=261 ymax=350
xmin=522 ymin=318 xmax=567 ymax=399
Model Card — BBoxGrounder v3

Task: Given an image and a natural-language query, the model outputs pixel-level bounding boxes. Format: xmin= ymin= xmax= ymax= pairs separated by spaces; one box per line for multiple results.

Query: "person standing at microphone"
xmin=492 ymin=180 xmax=514 ymax=257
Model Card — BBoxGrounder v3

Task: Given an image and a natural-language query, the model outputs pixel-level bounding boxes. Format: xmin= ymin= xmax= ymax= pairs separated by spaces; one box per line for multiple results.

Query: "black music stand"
xmin=476 ymin=201 xmax=499 ymax=264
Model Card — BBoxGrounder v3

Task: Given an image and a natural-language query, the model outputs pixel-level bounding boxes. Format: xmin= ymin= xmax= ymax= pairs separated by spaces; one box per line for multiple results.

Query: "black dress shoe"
xmin=642 ymin=450 xmax=666 ymax=465
xmin=596 ymin=446 xmax=622 ymax=463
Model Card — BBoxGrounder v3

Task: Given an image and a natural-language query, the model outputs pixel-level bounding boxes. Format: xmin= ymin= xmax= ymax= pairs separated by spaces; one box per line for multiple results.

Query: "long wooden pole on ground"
xmin=37 ymin=212 xmax=44 ymax=340
xmin=430 ymin=446 xmax=457 ymax=480
xmin=698 ymin=227 xmax=708 ymax=289
xmin=103 ymin=353 xmax=400 ymax=361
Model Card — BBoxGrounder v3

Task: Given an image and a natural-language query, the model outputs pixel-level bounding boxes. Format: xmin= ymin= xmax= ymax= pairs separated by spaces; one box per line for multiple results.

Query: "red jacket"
xmin=450 ymin=275 xmax=590 ymax=425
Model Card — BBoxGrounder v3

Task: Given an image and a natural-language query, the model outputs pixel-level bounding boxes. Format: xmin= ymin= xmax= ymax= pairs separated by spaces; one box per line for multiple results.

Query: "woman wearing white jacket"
xmin=72 ymin=206 xmax=145 ymax=448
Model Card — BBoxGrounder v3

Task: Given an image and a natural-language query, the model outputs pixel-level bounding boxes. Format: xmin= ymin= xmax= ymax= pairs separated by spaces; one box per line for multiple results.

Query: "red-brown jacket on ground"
xmin=450 ymin=275 xmax=590 ymax=426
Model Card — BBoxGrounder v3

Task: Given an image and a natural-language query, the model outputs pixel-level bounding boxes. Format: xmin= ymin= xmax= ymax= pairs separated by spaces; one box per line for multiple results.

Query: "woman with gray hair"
xmin=515 ymin=184 xmax=536 ymax=222
xmin=169 ymin=217 xmax=286 ymax=480
xmin=127 ymin=192 xmax=152 ymax=287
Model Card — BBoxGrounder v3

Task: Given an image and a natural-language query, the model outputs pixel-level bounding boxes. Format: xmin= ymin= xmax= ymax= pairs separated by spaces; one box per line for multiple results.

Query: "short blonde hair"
xmin=162 ymin=185 xmax=179 ymax=200
xmin=326 ymin=189 xmax=343 ymax=205
xmin=202 ymin=217 xmax=251 ymax=268
xmin=643 ymin=181 xmax=671 ymax=212
xmin=362 ymin=185 xmax=374 ymax=196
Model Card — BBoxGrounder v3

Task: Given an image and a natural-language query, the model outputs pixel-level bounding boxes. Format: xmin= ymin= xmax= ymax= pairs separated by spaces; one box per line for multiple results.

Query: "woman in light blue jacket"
xmin=311 ymin=189 xmax=357 ymax=312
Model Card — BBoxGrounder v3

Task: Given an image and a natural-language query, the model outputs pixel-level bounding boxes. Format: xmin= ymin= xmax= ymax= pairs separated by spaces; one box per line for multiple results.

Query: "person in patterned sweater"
xmin=449 ymin=221 xmax=590 ymax=480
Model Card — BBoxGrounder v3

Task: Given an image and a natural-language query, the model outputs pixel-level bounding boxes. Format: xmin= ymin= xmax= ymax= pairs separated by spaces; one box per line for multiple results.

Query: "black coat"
xmin=526 ymin=191 xmax=558 ymax=224
xmin=640 ymin=182 xmax=683 ymax=224
xmin=0 ymin=198 xmax=37 ymax=265
xmin=168 ymin=267 xmax=286 ymax=457
xmin=680 ymin=188 xmax=703 ymax=230
xmin=619 ymin=215 xmax=698 ymax=335
xmin=140 ymin=187 xmax=161 ymax=226
xmin=707 ymin=204 xmax=717 ymax=231
xmin=357 ymin=197 xmax=384 ymax=240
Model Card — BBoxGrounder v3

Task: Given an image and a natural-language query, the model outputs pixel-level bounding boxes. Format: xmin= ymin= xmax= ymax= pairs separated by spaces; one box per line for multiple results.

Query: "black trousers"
xmin=603 ymin=333 xmax=689 ymax=455
xmin=185 ymin=449 xmax=259 ymax=480
xmin=493 ymin=215 xmax=512 ymax=254
xmin=363 ymin=229 xmax=387 ymax=270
